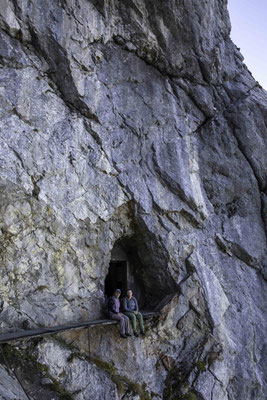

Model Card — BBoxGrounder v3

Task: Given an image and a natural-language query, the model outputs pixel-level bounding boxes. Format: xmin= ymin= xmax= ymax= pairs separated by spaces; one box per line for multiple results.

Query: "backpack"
xmin=103 ymin=296 xmax=115 ymax=317
xmin=103 ymin=296 xmax=110 ymax=317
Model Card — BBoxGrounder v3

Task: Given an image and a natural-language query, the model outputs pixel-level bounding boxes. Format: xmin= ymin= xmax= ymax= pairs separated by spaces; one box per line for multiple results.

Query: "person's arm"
xmin=122 ymin=298 xmax=132 ymax=312
xmin=108 ymin=297 xmax=117 ymax=314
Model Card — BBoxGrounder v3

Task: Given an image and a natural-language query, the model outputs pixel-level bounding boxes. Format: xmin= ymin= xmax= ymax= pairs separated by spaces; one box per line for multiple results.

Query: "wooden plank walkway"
xmin=0 ymin=311 xmax=160 ymax=344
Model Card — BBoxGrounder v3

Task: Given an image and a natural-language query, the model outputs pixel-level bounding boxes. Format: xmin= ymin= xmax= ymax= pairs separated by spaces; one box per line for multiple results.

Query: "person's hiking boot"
xmin=120 ymin=333 xmax=127 ymax=338
xmin=140 ymin=331 xmax=146 ymax=336
xmin=126 ymin=333 xmax=132 ymax=337
xmin=134 ymin=331 xmax=139 ymax=337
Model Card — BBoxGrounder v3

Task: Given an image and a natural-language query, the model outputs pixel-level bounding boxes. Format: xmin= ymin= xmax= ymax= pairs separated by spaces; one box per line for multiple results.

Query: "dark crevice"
xmin=109 ymin=37 xmax=172 ymax=79
xmin=28 ymin=26 xmax=100 ymax=123
xmin=170 ymin=78 xmax=212 ymax=120
xmin=1 ymin=23 xmax=99 ymax=124
xmin=30 ymin=175 xmax=44 ymax=200
xmin=9 ymin=146 xmax=26 ymax=170
xmin=12 ymin=107 xmax=32 ymax=126
xmin=191 ymin=83 xmax=259 ymax=137
xmin=226 ymin=117 xmax=267 ymax=240
xmin=10 ymin=0 xmax=22 ymax=20
xmin=194 ymin=115 xmax=213 ymax=132
xmin=151 ymin=143 xmax=200 ymax=215
xmin=90 ymin=0 xmax=106 ymax=20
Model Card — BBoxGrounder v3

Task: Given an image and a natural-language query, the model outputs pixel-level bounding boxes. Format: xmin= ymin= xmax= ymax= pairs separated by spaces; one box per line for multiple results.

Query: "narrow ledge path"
xmin=0 ymin=311 xmax=160 ymax=344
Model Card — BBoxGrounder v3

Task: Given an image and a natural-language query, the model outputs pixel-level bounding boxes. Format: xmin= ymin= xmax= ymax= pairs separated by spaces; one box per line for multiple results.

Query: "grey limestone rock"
xmin=0 ymin=0 xmax=266 ymax=399
xmin=0 ymin=363 xmax=29 ymax=400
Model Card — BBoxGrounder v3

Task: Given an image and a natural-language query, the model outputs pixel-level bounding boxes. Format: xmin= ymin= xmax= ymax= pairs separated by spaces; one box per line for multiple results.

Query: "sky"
xmin=228 ymin=0 xmax=267 ymax=89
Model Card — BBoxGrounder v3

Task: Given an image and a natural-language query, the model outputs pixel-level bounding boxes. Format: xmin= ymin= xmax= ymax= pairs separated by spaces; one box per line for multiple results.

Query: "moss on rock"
xmin=1 ymin=343 xmax=75 ymax=400
xmin=91 ymin=356 xmax=153 ymax=399
xmin=194 ymin=360 xmax=207 ymax=372
xmin=163 ymin=364 xmax=199 ymax=400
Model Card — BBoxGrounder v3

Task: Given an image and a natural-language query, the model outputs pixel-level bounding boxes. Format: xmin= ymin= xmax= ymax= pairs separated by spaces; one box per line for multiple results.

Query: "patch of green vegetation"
xmin=91 ymin=357 xmax=153 ymax=399
xmin=1 ymin=344 xmax=20 ymax=360
xmin=44 ymin=378 xmax=74 ymax=400
xmin=1 ymin=343 xmax=74 ymax=400
xmin=44 ymin=377 xmax=74 ymax=400
xmin=2 ymin=343 xmax=154 ymax=400
xmin=121 ymin=377 xmax=152 ymax=400
xmin=194 ymin=360 xmax=207 ymax=372
xmin=207 ymin=350 xmax=220 ymax=367
xmin=35 ymin=361 xmax=49 ymax=374
xmin=31 ymin=357 xmax=74 ymax=399
xmin=81 ymin=64 xmax=89 ymax=72
xmin=92 ymin=357 xmax=125 ymax=394
xmin=111 ymin=375 xmax=127 ymax=395
xmin=37 ymin=285 xmax=48 ymax=292
xmin=15 ymin=31 xmax=22 ymax=41
xmin=164 ymin=389 xmax=196 ymax=400
xmin=92 ymin=357 xmax=116 ymax=376
xmin=164 ymin=366 xmax=186 ymax=388
xmin=67 ymin=352 xmax=84 ymax=363
xmin=175 ymin=393 xmax=196 ymax=400
xmin=48 ymin=81 xmax=55 ymax=90
xmin=150 ymin=391 xmax=161 ymax=398
xmin=163 ymin=365 xmax=198 ymax=400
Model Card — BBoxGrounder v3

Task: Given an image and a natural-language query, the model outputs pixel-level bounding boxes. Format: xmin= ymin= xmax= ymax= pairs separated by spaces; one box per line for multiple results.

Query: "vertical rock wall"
xmin=0 ymin=1 xmax=266 ymax=399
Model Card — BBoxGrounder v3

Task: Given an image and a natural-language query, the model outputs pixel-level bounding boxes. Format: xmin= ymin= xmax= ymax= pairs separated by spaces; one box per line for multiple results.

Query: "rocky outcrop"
xmin=0 ymin=0 xmax=266 ymax=399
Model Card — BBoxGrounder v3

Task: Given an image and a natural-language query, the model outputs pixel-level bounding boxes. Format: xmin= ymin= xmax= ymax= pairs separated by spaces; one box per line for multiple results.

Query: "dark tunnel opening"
xmin=104 ymin=260 xmax=128 ymax=298
xmin=105 ymin=234 xmax=177 ymax=310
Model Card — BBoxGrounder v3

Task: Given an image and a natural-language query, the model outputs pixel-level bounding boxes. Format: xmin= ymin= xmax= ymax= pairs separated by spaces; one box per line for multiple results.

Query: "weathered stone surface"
xmin=0 ymin=363 xmax=28 ymax=400
xmin=35 ymin=340 xmax=119 ymax=400
xmin=0 ymin=0 xmax=266 ymax=399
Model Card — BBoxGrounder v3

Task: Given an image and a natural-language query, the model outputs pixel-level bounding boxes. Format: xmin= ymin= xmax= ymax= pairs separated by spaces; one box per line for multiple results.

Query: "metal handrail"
xmin=0 ymin=311 xmax=160 ymax=344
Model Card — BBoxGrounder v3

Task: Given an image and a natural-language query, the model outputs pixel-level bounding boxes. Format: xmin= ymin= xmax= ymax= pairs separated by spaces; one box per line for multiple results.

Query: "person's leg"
xmin=110 ymin=313 xmax=126 ymax=335
xmin=124 ymin=312 xmax=136 ymax=332
xmin=122 ymin=314 xmax=131 ymax=335
xmin=136 ymin=312 xmax=145 ymax=333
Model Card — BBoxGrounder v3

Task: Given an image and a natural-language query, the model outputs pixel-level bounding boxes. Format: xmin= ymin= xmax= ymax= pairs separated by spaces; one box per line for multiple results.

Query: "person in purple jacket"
xmin=108 ymin=289 xmax=131 ymax=338
xmin=123 ymin=290 xmax=145 ymax=337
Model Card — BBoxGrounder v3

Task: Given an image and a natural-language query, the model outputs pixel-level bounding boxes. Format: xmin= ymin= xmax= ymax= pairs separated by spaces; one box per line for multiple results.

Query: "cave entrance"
xmin=104 ymin=261 xmax=128 ymax=297
xmin=104 ymin=235 xmax=177 ymax=310
xmin=104 ymin=240 xmax=145 ymax=307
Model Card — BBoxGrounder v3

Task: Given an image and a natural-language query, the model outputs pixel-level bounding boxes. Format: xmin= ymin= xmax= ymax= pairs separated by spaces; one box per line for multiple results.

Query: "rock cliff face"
xmin=0 ymin=1 xmax=266 ymax=399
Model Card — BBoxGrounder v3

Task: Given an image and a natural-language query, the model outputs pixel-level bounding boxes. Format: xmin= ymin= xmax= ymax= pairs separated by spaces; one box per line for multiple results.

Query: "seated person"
xmin=122 ymin=290 xmax=145 ymax=337
xmin=108 ymin=289 xmax=132 ymax=339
